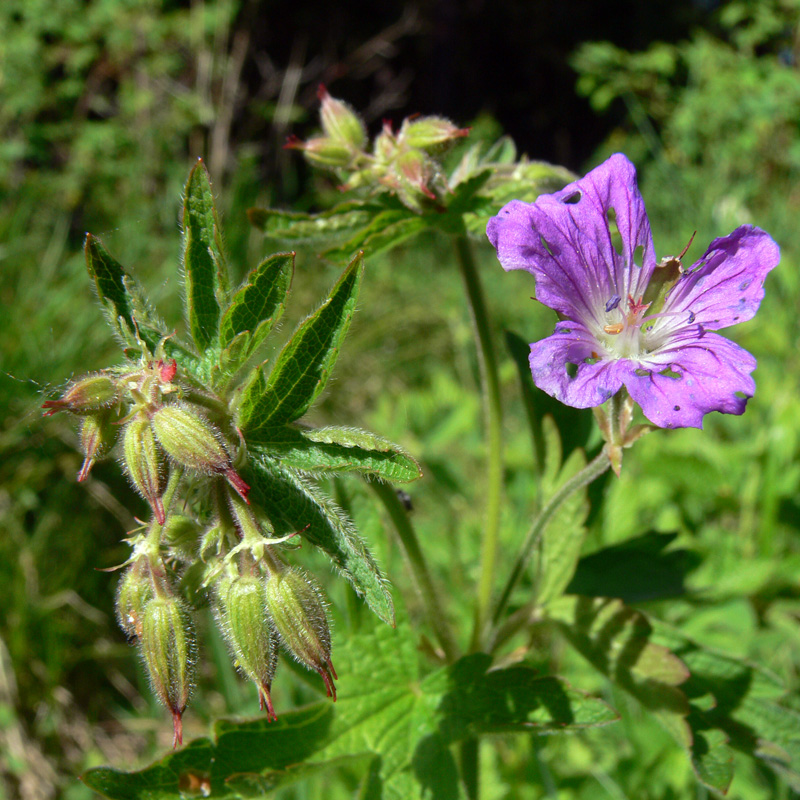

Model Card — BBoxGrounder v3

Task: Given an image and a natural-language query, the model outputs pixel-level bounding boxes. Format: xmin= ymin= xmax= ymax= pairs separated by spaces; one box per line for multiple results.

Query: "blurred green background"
xmin=3 ymin=0 xmax=800 ymax=797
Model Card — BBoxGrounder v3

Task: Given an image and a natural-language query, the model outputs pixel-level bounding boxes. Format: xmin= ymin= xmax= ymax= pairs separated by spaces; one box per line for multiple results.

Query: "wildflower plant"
xmin=54 ymin=96 xmax=800 ymax=800
xmin=43 ymin=161 xmax=421 ymax=746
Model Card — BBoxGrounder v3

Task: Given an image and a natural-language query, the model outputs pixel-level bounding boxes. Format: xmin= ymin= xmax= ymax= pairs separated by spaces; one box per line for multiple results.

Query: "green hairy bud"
xmin=122 ymin=416 xmax=165 ymax=524
xmin=266 ymin=567 xmax=337 ymax=700
xmin=374 ymin=124 xmax=397 ymax=163
xmin=217 ymin=575 xmax=278 ymax=720
xmin=77 ymin=411 xmax=118 ymax=482
xmin=115 ymin=559 xmax=154 ymax=641
xmin=151 ymin=404 xmax=229 ymax=472
xmin=151 ymin=403 xmax=250 ymax=502
xmin=399 ymin=116 xmax=470 ymax=151
xmin=288 ymin=136 xmax=355 ymax=169
xmin=140 ymin=596 xmax=196 ymax=748
xmin=42 ymin=373 xmax=118 ymax=416
xmin=318 ymin=85 xmax=366 ymax=150
xmin=391 ymin=149 xmax=439 ymax=212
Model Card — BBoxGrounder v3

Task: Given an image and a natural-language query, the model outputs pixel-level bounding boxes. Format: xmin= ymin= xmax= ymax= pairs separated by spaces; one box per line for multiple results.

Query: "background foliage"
xmin=2 ymin=0 xmax=800 ymax=798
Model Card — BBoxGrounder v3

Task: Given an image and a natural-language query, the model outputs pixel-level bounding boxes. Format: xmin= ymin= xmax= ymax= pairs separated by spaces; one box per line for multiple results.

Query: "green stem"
xmin=489 ymin=449 xmax=610 ymax=636
xmin=370 ymin=481 xmax=459 ymax=662
xmin=453 ymin=234 xmax=504 ymax=651
xmin=142 ymin=468 xmax=184 ymax=597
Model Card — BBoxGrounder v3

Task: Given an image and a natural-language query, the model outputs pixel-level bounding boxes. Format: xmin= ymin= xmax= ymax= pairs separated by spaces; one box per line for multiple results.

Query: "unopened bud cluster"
xmin=286 ymin=85 xmax=469 ymax=212
xmin=43 ymin=345 xmax=337 ymax=745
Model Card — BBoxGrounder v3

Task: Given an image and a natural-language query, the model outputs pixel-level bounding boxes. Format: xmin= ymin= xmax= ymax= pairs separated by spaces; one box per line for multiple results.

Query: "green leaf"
xmin=85 ymin=235 xmax=197 ymax=366
xmin=430 ymin=654 xmax=620 ymax=738
xmin=245 ymin=454 xmax=395 ymax=626
xmin=248 ymin=426 xmax=422 ymax=483
xmin=182 ymin=160 xmax=228 ymax=353
xmin=214 ymin=252 xmax=294 ymax=383
xmin=533 ymin=446 xmax=590 ymax=607
xmin=566 ymin=530 xmax=701 ymax=602
xmin=550 ymin=596 xmax=691 ymax=707
xmin=247 ymin=201 xmax=375 ymax=244
xmin=81 ymin=737 xmax=217 ymax=799
xmin=688 ymin=726 xmax=734 ymax=795
xmin=238 ymin=253 xmax=362 ymax=430
xmin=321 ymin=212 xmax=428 ymax=263
xmin=84 ymin=233 xmax=139 ymax=347
xmin=83 ymin=619 xmax=617 ymax=799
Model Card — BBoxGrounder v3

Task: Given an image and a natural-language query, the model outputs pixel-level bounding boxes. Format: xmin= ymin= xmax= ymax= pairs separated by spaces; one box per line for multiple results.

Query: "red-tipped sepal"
xmin=77 ymin=412 xmax=118 ymax=481
xmin=122 ymin=416 xmax=165 ymax=524
xmin=140 ymin=596 xmax=196 ymax=748
xmin=215 ymin=574 xmax=279 ymax=720
xmin=42 ymin=373 xmax=118 ymax=416
xmin=265 ymin=566 xmax=337 ymax=701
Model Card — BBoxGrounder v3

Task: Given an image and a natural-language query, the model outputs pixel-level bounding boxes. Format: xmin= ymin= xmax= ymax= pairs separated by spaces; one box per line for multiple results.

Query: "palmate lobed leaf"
xmin=236 ymin=252 xmax=362 ymax=431
xmin=550 ymin=595 xmax=800 ymax=793
xmin=248 ymin=426 xmax=422 ymax=483
xmin=82 ymin=618 xmax=617 ymax=799
xmin=182 ymin=160 xmax=229 ymax=353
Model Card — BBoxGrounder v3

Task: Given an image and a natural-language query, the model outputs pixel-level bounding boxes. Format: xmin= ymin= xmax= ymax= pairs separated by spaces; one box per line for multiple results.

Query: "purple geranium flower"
xmin=487 ymin=153 xmax=780 ymax=429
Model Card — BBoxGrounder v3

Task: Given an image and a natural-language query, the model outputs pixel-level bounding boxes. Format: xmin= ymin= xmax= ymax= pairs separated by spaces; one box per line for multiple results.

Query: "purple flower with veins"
xmin=487 ymin=153 xmax=780 ymax=429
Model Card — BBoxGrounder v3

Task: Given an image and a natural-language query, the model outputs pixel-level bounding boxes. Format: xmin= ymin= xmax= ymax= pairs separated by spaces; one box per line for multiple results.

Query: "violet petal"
xmin=664 ymin=225 xmax=780 ymax=331
xmin=624 ymin=332 xmax=757 ymax=429
xmin=528 ymin=322 xmax=628 ymax=408
xmin=487 ymin=154 xmax=656 ymax=326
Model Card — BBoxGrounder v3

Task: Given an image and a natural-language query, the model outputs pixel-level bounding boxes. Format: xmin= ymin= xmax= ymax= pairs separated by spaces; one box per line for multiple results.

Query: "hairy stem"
xmin=489 ymin=449 xmax=610 ymax=637
xmin=370 ymin=481 xmax=459 ymax=662
xmin=143 ymin=468 xmax=184 ymax=596
xmin=453 ymin=234 xmax=504 ymax=651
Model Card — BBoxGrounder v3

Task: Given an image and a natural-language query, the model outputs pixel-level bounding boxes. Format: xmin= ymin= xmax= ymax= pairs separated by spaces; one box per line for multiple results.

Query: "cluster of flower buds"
xmin=212 ymin=555 xmax=337 ymax=716
xmin=286 ymin=85 xmax=469 ymax=212
xmin=44 ymin=349 xmax=337 ymax=745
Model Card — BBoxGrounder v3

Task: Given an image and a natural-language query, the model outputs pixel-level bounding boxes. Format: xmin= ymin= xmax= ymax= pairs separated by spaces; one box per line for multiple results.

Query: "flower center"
xmin=599 ymin=294 xmax=652 ymax=359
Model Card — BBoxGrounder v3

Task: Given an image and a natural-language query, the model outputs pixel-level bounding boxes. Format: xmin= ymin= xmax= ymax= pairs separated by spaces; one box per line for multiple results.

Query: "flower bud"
xmin=399 ymin=116 xmax=470 ymax=151
xmin=151 ymin=404 xmax=250 ymax=502
xmin=77 ymin=411 xmax=118 ymax=481
xmin=265 ymin=567 xmax=337 ymax=700
xmin=140 ymin=596 xmax=196 ymax=747
xmin=42 ymin=373 xmax=117 ymax=416
xmin=217 ymin=575 xmax=278 ymax=719
xmin=286 ymin=135 xmax=355 ymax=169
xmin=115 ymin=559 xmax=154 ymax=641
xmin=384 ymin=149 xmax=440 ymax=212
xmin=123 ymin=416 xmax=165 ymax=524
xmin=374 ymin=122 xmax=398 ymax=163
xmin=318 ymin=85 xmax=367 ymax=150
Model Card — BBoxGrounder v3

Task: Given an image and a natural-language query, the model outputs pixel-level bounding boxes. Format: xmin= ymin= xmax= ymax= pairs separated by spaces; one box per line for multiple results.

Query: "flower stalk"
xmin=489 ymin=449 xmax=611 ymax=635
xmin=453 ymin=234 xmax=504 ymax=652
